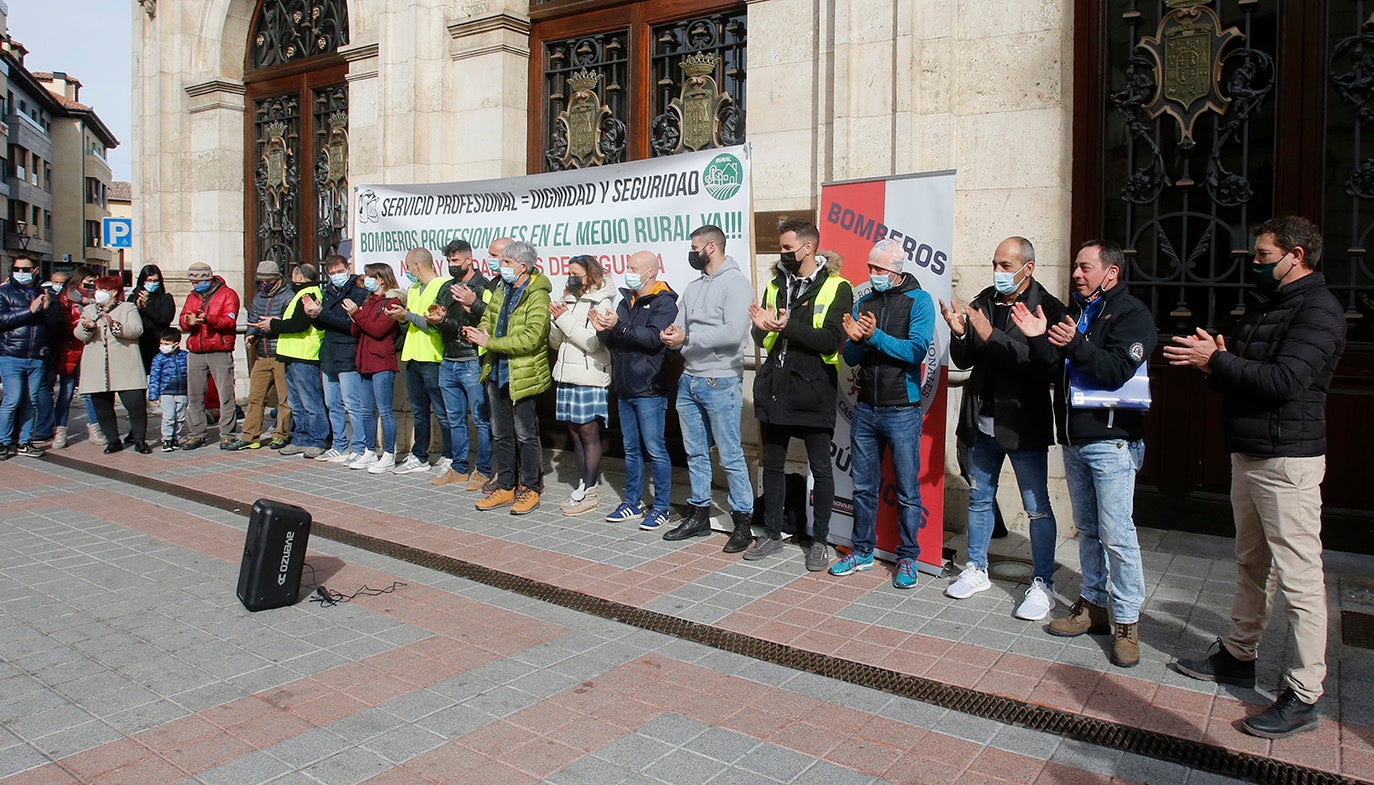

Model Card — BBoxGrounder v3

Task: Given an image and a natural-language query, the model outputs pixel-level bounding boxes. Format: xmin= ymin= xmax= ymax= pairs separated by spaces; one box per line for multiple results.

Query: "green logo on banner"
xmin=703 ymin=153 xmax=743 ymax=201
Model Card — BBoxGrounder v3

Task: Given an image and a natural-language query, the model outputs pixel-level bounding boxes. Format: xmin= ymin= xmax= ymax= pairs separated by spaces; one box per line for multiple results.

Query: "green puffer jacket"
xmin=480 ymin=270 xmax=554 ymax=402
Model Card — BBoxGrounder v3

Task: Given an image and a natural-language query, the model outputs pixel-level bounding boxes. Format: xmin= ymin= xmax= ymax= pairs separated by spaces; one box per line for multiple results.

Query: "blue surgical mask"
xmin=194 ymin=280 xmax=212 ymax=293
xmin=144 ymin=281 xmax=161 ymax=293
xmin=869 ymin=273 xmax=893 ymax=292
xmin=993 ymin=262 xmax=1028 ymax=296
xmin=11 ymin=271 xmax=33 ymax=286
xmin=623 ymin=272 xmax=644 ymax=291
xmin=500 ymin=265 xmax=518 ymax=284
xmin=363 ymin=276 xmax=380 ymax=292
xmin=329 ymin=272 xmax=351 ymax=288
xmin=404 ymin=270 xmax=417 ymax=284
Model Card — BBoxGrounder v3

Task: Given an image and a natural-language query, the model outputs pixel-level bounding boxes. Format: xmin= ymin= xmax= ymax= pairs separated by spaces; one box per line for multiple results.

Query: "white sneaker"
xmin=52 ymin=426 xmax=68 ymax=449
xmin=1015 ymin=577 xmax=1056 ymax=621
xmin=366 ymin=452 xmax=396 ymax=473
xmin=945 ymin=562 xmax=992 ymax=599
xmin=392 ymin=455 xmax=430 ymax=474
xmin=350 ymin=450 xmax=379 ymax=470
xmin=432 ymin=457 xmax=452 ymax=472
xmin=315 ymin=448 xmax=347 ymax=462
xmin=568 ymin=480 xmax=587 ymax=504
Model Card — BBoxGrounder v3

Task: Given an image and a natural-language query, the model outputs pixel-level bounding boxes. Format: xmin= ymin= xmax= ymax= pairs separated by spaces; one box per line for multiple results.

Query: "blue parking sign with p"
xmin=103 ymin=218 xmax=132 ymax=249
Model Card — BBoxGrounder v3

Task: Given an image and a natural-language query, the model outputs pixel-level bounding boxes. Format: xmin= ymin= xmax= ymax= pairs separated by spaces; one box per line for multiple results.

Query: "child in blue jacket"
xmin=148 ymin=328 xmax=190 ymax=451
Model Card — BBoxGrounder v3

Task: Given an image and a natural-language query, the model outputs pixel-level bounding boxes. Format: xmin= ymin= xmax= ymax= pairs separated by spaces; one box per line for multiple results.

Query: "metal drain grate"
xmin=43 ymin=453 xmax=1369 ymax=785
xmin=1342 ymin=610 xmax=1374 ymax=650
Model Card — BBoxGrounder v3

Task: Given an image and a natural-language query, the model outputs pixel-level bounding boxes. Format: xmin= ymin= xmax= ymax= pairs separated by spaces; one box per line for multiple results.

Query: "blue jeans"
xmin=0 ymin=356 xmax=43 ymax=445
xmin=619 ymin=395 xmax=671 ymax=513
xmin=1062 ymin=439 xmax=1146 ymax=624
xmin=322 ymin=370 xmax=371 ymax=454
xmin=966 ymin=432 xmax=1057 ymax=585
xmin=358 ymin=370 xmax=397 ymax=454
xmin=284 ymin=362 xmax=329 ymax=448
xmin=850 ymin=402 xmax=924 ymax=561
xmin=405 ymin=361 xmax=450 ymax=462
xmin=439 ymin=358 xmax=491 ymax=474
xmin=54 ymin=371 xmax=79 ymax=428
xmin=676 ymin=375 xmax=752 ymax=513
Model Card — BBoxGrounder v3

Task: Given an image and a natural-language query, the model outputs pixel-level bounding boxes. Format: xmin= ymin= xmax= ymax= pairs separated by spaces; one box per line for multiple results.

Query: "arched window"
xmin=244 ymin=0 xmax=350 ymax=275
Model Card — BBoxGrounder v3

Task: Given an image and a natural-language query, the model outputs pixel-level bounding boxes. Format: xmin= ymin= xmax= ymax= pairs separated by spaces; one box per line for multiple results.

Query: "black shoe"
xmin=0 ymin=443 xmax=14 ymax=461
xmin=663 ymin=504 xmax=712 ymax=541
xmin=1240 ymin=688 xmax=1320 ymax=739
xmin=123 ymin=432 xmax=136 ymax=445
xmin=103 ymin=441 xmax=124 ymax=454
xmin=1174 ymin=638 xmax=1256 ymax=688
xmin=16 ymin=442 xmax=45 ymax=458
xmin=722 ymin=510 xmax=753 ymax=554
xmin=161 ymin=440 xmax=177 ymax=452
xmin=133 ymin=441 xmax=152 ymax=454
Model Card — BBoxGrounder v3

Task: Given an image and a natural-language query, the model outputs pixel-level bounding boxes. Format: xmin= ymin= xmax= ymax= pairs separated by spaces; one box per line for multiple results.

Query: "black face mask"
xmin=565 ymin=274 xmax=584 ymax=291
xmin=688 ymin=250 xmax=708 ymax=271
xmin=292 ymin=281 xmax=312 ymax=292
xmin=448 ymin=265 xmax=467 ymax=279
xmin=778 ymin=250 xmax=802 ymax=275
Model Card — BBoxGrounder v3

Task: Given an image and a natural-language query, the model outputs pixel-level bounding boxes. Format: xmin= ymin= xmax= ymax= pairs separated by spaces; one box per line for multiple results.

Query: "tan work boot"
xmin=1046 ymin=597 xmax=1112 ymax=637
xmin=476 ymin=487 xmax=516 ymax=511
xmin=464 ymin=471 xmax=490 ymax=492
xmin=1112 ymin=622 xmax=1140 ymax=668
xmin=511 ymin=486 xmax=541 ymax=515
xmin=431 ymin=468 xmax=470 ymax=486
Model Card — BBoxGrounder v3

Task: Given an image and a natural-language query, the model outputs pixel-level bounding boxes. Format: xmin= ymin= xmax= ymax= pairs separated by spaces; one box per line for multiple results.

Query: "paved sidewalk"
xmin=2 ymin=436 xmax=1371 ymax=784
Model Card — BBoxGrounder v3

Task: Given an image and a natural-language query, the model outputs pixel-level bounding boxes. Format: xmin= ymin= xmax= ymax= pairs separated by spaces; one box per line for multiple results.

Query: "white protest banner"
xmin=817 ymin=171 xmax=955 ymax=573
xmin=352 ymin=145 xmax=752 ymax=292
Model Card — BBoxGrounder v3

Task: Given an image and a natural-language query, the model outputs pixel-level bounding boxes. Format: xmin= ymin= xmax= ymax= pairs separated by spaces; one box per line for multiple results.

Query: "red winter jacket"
xmin=350 ymin=290 xmax=402 ymax=374
xmin=53 ymin=293 xmax=84 ymax=375
xmin=179 ymin=276 xmax=240 ymax=354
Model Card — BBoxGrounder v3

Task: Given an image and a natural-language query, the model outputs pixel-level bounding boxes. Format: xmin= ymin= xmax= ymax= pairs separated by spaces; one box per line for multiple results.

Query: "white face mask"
xmin=159 ymin=344 xmax=177 ymax=355
xmin=94 ymin=290 xmax=113 ymax=306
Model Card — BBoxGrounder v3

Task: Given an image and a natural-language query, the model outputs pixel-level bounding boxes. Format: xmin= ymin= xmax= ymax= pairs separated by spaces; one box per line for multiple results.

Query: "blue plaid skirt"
xmin=555 ymin=383 xmax=608 ymax=424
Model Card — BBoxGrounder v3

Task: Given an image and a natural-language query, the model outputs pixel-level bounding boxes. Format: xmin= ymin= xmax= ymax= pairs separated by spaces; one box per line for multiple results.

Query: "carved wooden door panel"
xmin=1074 ymin=1 xmax=1374 ymax=553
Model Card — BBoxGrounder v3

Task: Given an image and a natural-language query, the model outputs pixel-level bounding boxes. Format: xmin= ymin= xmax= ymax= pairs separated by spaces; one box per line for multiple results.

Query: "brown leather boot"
xmin=1111 ymin=622 xmax=1140 ymax=668
xmin=476 ymin=487 xmax=516 ymax=511
xmin=510 ymin=486 xmax=541 ymax=515
xmin=1046 ymin=597 xmax=1111 ymax=637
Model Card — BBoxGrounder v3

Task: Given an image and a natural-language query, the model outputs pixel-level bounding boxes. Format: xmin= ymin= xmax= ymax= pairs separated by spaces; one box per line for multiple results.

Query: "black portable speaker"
xmin=237 ymin=499 xmax=312 ymax=612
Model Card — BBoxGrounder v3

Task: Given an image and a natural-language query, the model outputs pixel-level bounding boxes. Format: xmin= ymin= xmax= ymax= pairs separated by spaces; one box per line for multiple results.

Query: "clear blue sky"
xmin=8 ymin=0 xmax=132 ymax=182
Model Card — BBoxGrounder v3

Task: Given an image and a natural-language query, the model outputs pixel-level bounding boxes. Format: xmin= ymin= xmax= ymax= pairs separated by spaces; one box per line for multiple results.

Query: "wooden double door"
xmin=1074 ymin=1 xmax=1374 ymax=553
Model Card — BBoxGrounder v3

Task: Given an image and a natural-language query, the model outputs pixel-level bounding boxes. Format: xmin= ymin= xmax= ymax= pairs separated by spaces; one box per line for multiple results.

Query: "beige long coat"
xmin=75 ymin=301 xmax=148 ymax=394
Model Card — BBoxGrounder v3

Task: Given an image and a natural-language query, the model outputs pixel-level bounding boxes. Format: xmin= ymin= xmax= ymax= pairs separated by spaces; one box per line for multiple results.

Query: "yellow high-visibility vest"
xmin=275 ymin=286 xmax=323 ymax=362
xmin=761 ymin=272 xmax=845 ymax=368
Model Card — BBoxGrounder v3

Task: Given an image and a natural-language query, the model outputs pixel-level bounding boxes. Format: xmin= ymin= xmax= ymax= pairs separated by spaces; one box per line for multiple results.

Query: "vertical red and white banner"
xmin=818 ymin=172 xmax=955 ymax=572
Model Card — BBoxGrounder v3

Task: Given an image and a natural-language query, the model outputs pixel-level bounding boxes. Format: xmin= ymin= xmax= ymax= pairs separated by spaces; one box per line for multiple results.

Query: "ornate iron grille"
xmin=1325 ymin=2 xmax=1374 ymax=343
xmin=252 ymin=94 xmax=301 ymax=267
xmin=542 ymin=31 xmax=630 ymax=172
xmin=1104 ymin=0 xmax=1277 ymax=336
xmin=312 ymin=85 xmax=348 ymax=264
xmin=650 ymin=12 xmax=746 ymax=157
xmin=250 ymin=0 xmax=349 ymax=71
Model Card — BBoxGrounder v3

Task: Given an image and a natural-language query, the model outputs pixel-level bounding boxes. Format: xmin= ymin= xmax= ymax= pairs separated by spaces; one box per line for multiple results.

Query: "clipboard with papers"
xmin=1068 ymin=361 xmax=1151 ymax=410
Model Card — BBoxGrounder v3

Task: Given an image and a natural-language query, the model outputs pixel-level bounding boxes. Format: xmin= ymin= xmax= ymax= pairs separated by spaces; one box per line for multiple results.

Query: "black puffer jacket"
xmin=951 ymin=279 xmax=1065 ymax=451
xmin=1210 ymin=272 xmax=1346 ymax=457
xmin=0 ymin=280 xmax=62 ymax=360
xmin=315 ymin=275 xmax=370 ymax=374
xmin=597 ymin=283 xmax=679 ymax=398
xmin=1029 ymin=283 xmax=1156 ymax=444
xmin=752 ymin=268 xmax=853 ymax=429
xmin=435 ymin=271 xmax=491 ymax=362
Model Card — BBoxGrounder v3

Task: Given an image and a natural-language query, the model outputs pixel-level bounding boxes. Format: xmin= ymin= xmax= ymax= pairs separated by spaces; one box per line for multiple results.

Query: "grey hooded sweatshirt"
xmin=673 ymin=255 xmax=752 ymax=378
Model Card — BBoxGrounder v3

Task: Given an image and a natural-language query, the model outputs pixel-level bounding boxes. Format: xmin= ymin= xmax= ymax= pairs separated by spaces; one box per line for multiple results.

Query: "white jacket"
xmin=550 ymin=282 xmax=614 ymax=387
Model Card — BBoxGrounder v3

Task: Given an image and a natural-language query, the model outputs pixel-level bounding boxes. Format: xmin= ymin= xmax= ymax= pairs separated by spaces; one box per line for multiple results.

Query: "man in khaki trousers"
xmin=231 ymin=261 xmax=293 ymax=450
xmin=1165 ymin=216 xmax=1346 ymax=739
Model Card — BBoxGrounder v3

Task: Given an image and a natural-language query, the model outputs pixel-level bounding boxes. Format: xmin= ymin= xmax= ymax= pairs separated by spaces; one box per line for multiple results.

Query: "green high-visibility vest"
xmin=400 ymin=276 xmax=449 ymax=363
xmin=761 ymin=272 xmax=845 ymax=368
xmin=275 ymin=286 xmax=323 ymax=362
